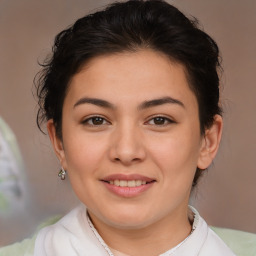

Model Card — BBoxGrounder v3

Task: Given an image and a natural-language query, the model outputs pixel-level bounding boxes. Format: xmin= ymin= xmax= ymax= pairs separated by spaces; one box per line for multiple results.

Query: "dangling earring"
xmin=58 ymin=167 xmax=66 ymax=180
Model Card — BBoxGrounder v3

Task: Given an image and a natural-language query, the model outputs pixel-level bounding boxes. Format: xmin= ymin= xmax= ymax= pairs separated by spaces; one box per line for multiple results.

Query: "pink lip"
xmin=102 ymin=182 xmax=155 ymax=198
xmin=102 ymin=174 xmax=155 ymax=182
xmin=100 ymin=174 xmax=156 ymax=198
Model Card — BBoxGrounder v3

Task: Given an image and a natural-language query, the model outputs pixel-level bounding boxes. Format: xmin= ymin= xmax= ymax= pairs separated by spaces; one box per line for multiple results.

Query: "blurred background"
xmin=0 ymin=0 xmax=255 ymax=246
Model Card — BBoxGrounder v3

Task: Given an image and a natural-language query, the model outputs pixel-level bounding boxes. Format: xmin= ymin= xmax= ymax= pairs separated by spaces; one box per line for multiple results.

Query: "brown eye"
xmin=82 ymin=116 xmax=109 ymax=126
xmin=91 ymin=117 xmax=104 ymax=125
xmin=153 ymin=117 xmax=166 ymax=125
xmin=147 ymin=116 xmax=174 ymax=126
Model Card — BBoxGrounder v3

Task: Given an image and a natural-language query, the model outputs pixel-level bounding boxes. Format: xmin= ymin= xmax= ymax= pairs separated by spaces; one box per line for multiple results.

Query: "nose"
xmin=108 ymin=123 xmax=146 ymax=166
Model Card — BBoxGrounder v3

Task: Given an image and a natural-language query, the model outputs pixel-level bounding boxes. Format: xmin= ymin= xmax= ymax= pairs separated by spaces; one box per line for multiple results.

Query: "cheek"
xmin=62 ymin=132 xmax=110 ymax=205
xmin=63 ymin=131 xmax=108 ymax=176
xmin=147 ymin=128 xmax=201 ymax=178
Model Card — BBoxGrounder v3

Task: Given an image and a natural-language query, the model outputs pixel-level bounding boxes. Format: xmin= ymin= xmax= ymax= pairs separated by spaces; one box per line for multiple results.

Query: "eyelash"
xmin=145 ymin=116 xmax=175 ymax=126
xmin=81 ymin=115 xmax=175 ymax=127
xmin=81 ymin=116 xmax=110 ymax=126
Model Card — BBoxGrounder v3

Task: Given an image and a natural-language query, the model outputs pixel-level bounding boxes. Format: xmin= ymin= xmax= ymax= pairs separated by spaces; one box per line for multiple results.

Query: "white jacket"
xmin=34 ymin=204 xmax=236 ymax=256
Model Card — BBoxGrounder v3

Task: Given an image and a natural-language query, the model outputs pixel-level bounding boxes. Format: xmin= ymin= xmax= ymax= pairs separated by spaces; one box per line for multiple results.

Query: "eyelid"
xmin=145 ymin=115 xmax=176 ymax=125
xmin=81 ymin=115 xmax=111 ymax=126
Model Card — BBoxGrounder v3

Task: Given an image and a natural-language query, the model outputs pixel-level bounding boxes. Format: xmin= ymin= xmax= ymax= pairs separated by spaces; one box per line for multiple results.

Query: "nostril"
xmin=113 ymin=156 xmax=142 ymax=164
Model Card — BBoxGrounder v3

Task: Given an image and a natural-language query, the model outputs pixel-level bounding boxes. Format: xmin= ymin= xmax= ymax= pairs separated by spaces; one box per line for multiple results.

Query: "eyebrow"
xmin=74 ymin=97 xmax=115 ymax=109
xmin=138 ymin=96 xmax=185 ymax=110
xmin=73 ymin=96 xmax=184 ymax=110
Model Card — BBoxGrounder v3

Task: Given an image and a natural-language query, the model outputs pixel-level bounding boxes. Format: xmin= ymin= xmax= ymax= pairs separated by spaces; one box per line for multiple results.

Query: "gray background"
xmin=0 ymin=0 xmax=255 ymax=245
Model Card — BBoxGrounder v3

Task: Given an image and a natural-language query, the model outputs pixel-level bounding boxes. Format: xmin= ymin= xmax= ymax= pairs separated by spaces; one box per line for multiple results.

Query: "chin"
xmin=100 ymin=207 xmax=156 ymax=230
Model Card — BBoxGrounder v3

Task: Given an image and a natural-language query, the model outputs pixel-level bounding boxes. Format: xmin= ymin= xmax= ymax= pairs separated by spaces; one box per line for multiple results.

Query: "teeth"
xmin=128 ymin=180 xmax=136 ymax=187
xmin=114 ymin=180 xmax=120 ymax=186
xmin=136 ymin=180 xmax=142 ymax=186
xmin=109 ymin=180 xmax=148 ymax=187
xmin=120 ymin=180 xmax=127 ymax=187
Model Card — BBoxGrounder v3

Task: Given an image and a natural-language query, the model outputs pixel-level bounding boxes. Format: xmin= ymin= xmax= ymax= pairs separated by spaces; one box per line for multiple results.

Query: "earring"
xmin=58 ymin=168 xmax=66 ymax=180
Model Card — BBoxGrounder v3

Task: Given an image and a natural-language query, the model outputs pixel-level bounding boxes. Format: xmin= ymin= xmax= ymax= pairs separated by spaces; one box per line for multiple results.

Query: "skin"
xmin=48 ymin=49 xmax=223 ymax=256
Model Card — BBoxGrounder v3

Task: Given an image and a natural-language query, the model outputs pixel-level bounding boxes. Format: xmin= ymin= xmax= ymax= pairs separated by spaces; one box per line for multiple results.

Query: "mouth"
xmin=100 ymin=174 xmax=156 ymax=197
xmin=102 ymin=179 xmax=155 ymax=187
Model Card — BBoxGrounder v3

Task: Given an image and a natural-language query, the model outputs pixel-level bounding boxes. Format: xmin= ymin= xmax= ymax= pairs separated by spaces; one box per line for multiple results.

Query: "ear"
xmin=47 ymin=119 xmax=67 ymax=169
xmin=197 ymin=115 xmax=223 ymax=170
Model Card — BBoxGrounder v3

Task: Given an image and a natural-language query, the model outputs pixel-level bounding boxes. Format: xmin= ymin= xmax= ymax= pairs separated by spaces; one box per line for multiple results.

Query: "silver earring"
xmin=58 ymin=168 xmax=66 ymax=180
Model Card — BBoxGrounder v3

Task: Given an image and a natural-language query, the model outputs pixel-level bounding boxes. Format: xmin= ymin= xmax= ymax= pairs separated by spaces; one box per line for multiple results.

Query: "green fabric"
xmin=211 ymin=226 xmax=256 ymax=256
xmin=0 ymin=217 xmax=255 ymax=256
xmin=0 ymin=235 xmax=36 ymax=256
xmin=0 ymin=216 xmax=61 ymax=256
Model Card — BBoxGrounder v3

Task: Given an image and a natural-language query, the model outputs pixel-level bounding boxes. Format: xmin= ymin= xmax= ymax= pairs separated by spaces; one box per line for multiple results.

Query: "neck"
xmin=88 ymin=206 xmax=192 ymax=256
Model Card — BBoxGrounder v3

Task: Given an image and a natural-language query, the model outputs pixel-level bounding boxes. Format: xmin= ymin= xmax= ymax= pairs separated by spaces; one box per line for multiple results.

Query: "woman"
xmin=34 ymin=0 xmax=235 ymax=255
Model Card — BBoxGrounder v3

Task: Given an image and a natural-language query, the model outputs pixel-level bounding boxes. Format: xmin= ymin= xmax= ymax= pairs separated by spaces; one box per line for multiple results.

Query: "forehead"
xmin=66 ymin=49 xmax=198 ymax=109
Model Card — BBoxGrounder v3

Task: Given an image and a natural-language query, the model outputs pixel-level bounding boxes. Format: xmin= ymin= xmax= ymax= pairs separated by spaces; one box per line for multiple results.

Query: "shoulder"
xmin=33 ymin=205 xmax=108 ymax=256
xmin=34 ymin=205 xmax=87 ymax=255
xmin=0 ymin=215 xmax=61 ymax=256
xmin=0 ymin=236 xmax=36 ymax=256
xmin=199 ymin=227 xmax=236 ymax=255
xmin=211 ymin=226 xmax=256 ymax=256
xmin=185 ymin=207 xmax=236 ymax=256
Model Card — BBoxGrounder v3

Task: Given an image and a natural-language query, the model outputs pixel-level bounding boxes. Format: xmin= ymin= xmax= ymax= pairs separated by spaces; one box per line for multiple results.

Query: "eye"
xmin=82 ymin=116 xmax=109 ymax=126
xmin=147 ymin=116 xmax=174 ymax=126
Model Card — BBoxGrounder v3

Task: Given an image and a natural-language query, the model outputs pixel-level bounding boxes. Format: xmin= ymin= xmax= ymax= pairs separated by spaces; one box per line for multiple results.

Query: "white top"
xmin=34 ymin=204 xmax=236 ymax=256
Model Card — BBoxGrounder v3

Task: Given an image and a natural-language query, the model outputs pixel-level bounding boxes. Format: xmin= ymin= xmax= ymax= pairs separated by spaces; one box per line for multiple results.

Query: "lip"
xmin=100 ymin=174 xmax=156 ymax=198
xmin=102 ymin=174 xmax=155 ymax=182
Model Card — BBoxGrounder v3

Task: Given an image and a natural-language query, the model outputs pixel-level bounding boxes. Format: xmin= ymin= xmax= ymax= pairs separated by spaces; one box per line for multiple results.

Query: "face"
xmin=48 ymin=50 xmax=222 ymax=231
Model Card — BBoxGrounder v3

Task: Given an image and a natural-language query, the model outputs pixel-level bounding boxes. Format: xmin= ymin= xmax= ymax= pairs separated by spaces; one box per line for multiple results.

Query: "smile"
xmin=101 ymin=174 xmax=156 ymax=197
xmin=107 ymin=180 xmax=147 ymax=187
